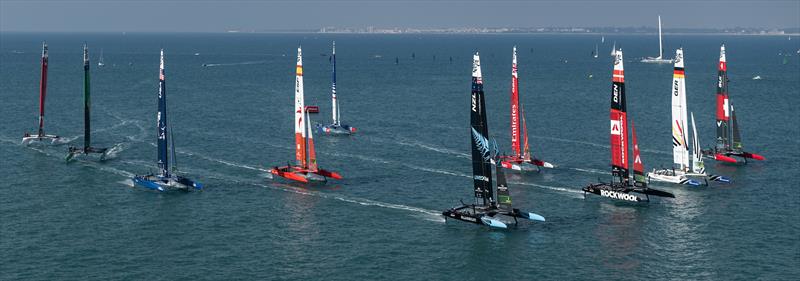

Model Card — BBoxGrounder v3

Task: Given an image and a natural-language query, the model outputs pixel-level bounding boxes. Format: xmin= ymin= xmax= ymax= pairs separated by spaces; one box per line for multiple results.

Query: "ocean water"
xmin=1 ymin=33 xmax=798 ymax=280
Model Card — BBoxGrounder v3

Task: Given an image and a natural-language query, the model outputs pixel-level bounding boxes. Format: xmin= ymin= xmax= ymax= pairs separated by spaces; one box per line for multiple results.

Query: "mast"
xmin=38 ymin=42 xmax=49 ymax=137
xmin=690 ymin=112 xmax=705 ymax=174
xmin=83 ymin=44 xmax=92 ymax=150
xmin=470 ymin=53 xmax=493 ymax=206
xmin=715 ymin=44 xmax=730 ymax=151
xmin=157 ymin=49 xmax=169 ymax=177
xmin=657 ymin=15 xmax=663 ymax=59
xmin=672 ymin=48 xmax=689 ymax=171
xmin=631 ymin=118 xmax=647 ymax=187
xmin=295 ymin=46 xmax=307 ymax=168
xmin=510 ymin=46 xmax=521 ymax=158
xmin=610 ymin=49 xmax=629 ymax=185
xmin=331 ymin=41 xmax=339 ymax=126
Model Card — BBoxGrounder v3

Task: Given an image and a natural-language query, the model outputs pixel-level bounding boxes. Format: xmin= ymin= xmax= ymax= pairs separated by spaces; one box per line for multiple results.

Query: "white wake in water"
xmin=202 ymin=60 xmax=269 ymax=67
xmin=510 ymin=181 xmax=585 ymax=197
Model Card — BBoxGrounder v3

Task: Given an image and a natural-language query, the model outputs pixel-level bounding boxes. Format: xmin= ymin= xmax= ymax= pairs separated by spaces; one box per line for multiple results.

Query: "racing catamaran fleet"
xmin=16 ymin=39 xmax=765 ymax=227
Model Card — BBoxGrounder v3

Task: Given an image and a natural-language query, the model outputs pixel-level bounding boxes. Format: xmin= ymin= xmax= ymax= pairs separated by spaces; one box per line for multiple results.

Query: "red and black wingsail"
xmin=715 ymin=44 xmax=730 ymax=151
xmin=470 ymin=53 xmax=493 ymax=206
xmin=610 ymin=50 xmax=629 ymax=184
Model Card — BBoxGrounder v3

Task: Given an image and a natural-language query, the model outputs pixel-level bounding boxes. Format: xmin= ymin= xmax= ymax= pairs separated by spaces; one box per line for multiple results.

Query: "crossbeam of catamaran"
xmin=582 ymin=48 xmax=675 ymax=202
xmin=701 ymin=44 xmax=764 ymax=164
xmin=442 ymin=52 xmax=546 ymax=229
xmin=66 ymin=44 xmax=109 ymax=162
xmin=131 ymin=49 xmax=203 ymax=192
xmin=22 ymin=42 xmax=62 ymax=145
xmin=271 ymin=46 xmax=343 ymax=183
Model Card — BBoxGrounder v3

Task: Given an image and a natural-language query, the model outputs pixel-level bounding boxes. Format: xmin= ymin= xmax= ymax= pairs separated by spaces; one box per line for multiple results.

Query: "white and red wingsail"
xmin=272 ymin=46 xmax=341 ymax=183
xmin=500 ymin=46 xmax=553 ymax=171
xmin=704 ymin=44 xmax=764 ymax=163
xmin=610 ymin=49 xmax=629 ymax=184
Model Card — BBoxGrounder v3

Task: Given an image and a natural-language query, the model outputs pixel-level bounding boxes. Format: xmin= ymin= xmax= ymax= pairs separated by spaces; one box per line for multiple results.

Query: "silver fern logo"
xmin=471 ymin=128 xmax=492 ymax=162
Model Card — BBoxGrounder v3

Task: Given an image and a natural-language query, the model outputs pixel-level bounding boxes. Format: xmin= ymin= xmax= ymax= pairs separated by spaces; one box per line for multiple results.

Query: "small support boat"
xmin=66 ymin=44 xmax=108 ymax=162
xmin=701 ymin=44 xmax=765 ymax=164
xmin=498 ymin=46 xmax=553 ymax=172
xmin=443 ymin=52 xmax=546 ymax=229
xmin=271 ymin=46 xmax=342 ymax=183
xmin=648 ymin=48 xmax=729 ymax=185
xmin=317 ymin=42 xmax=357 ymax=135
xmin=132 ymin=49 xmax=203 ymax=192
xmin=22 ymin=42 xmax=61 ymax=145
xmin=582 ymin=49 xmax=675 ymax=202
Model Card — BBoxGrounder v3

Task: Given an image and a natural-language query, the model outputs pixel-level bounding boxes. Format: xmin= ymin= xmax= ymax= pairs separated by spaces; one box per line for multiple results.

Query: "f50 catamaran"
xmin=499 ymin=46 xmax=554 ymax=172
xmin=132 ymin=50 xmax=203 ymax=192
xmin=641 ymin=16 xmax=673 ymax=64
xmin=443 ymin=52 xmax=546 ymax=229
xmin=583 ymin=49 xmax=675 ymax=202
xmin=648 ymin=48 xmax=729 ymax=185
xmin=317 ymin=41 xmax=357 ymax=135
xmin=66 ymin=44 xmax=108 ymax=161
xmin=702 ymin=44 xmax=764 ymax=164
xmin=22 ymin=42 xmax=62 ymax=145
xmin=271 ymin=46 xmax=343 ymax=183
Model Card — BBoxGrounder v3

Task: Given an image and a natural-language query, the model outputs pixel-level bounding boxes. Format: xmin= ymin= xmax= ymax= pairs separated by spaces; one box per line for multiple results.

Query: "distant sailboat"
xmin=66 ymin=44 xmax=108 ymax=161
xmin=582 ymin=49 xmax=675 ymax=202
xmin=499 ymin=46 xmax=554 ymax=172
xmin=593 ymin=44 xmax=599 ymax=58
xmin=317 ymin=41 xmax=357 ymax=135
xmin=131 ymin=49 xmax=203 ymax=192
xmin=97 ymin=49 xmax=105 ymax=67
xmin=610 ymin=41 xmax=616 ymax=57
xmin=270 ymin=46 xmax=342 ymax=183
xmin=22 ymin=42 xmax=62 ymax=145
xmin=442 ymin=52 xmax=545 ymax=229
xmin=641 ymin=16 xmax=673 ymax=64
xmin=648 ymin=48 xmax=729 ymax=185
xmin=701 ymin=44 xmax=765 ymax=164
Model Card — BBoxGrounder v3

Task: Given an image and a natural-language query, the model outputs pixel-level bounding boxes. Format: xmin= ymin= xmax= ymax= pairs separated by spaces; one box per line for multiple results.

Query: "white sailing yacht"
xmin=641 ymin=16 xmax=673 ymax=64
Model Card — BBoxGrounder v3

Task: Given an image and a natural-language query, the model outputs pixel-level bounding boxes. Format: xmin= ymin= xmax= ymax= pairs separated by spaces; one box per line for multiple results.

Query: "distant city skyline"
xmin=1 ymin=0 xmax=798 ymax=32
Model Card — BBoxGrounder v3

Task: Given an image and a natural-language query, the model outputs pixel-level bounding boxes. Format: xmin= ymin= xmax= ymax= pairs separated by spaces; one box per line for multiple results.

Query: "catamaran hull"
xmin=647 ymin=170 xmax=702 ymax=186
xmin=22 ymin=135 xmax=62 ymax=145
xmin=703 ymin=149 xmax=765 ymax=164
xmin=132 ymin=175 xmax=203 ymax=192
xmin=442 ymin=204 xmax=545 ymax=229
xmin=500 ymin=158 xmax=554 ymax=171
xmin=582 ymin=183 xmax=675 ymax=202
xmin=317 ymin=124 xmax=356 ymax=135
xmin=641 ymin=57 xmax=673 ymax=64
xmin=270 ymin=166 xmax=342 ymax=183
xmin=65 ymin=146 xmax=108 ymax=162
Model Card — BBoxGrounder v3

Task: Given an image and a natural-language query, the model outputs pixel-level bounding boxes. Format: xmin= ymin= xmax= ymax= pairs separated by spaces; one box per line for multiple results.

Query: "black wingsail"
xmin=731 ymin=104 xmax=742 ymax=151
xmin=470 ymin=52 xmax=493 ymax=206
xmin=83 ymin=44 xmax=92 ymax=150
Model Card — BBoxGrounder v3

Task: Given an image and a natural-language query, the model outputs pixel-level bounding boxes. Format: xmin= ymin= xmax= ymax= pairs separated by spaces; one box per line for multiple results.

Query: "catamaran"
xmin=443 ymin=52 xmax=546 ymax=229
xmin=317 ymin=41 xmax=357 ymax=135
xmin=271 ymin=46 xmax=342 ymax=183
xmin=22 ymin=42 xmax=62 ymax=145
xmin=131 ymin=50 xmax=203 ymax=192
xmin=648 ymin=48 xmax=729 ymax=185
xmin=66 ymin=44 xmax=108 ymax=161
xmin=641 ymin=16 xmax=673 ymax=64
xmin=499 ymin=46 xmax=554 ymax=172
xmin=582 ymin=49 xmax=675 ymax=202
xmin=702 ymin=44 xmax=765 ymax=164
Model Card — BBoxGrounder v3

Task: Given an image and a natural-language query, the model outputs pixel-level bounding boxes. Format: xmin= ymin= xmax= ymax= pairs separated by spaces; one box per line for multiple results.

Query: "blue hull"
xmin=132 ymin=174 xmax=203 ymax=192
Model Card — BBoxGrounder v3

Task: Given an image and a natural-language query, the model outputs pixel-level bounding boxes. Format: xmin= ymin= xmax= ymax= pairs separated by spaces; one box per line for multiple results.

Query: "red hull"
xmin=270 ymin=165 xmax=342 ymax=183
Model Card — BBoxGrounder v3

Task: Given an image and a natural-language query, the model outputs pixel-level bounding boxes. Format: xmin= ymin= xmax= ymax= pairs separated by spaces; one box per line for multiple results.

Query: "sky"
xmin=1 ymin=0 xmax=798 ymax=32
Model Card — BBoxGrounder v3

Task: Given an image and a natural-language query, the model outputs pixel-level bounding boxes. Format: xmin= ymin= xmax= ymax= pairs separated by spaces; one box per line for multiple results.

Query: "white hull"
xmin=648 ymin=168 xmax=702 ymax=185
xmin=21 ymin=134 xmax=62 ymax=145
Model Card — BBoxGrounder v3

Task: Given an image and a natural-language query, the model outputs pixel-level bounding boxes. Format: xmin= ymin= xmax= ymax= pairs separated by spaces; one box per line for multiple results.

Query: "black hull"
xmin=66 ymin=146 xmax=109 ymax=162
xmin=582 ymin=182 xmax=674 ymax=203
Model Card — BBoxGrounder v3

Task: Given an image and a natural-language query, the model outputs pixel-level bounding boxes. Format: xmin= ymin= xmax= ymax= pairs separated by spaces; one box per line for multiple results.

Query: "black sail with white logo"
xmin=470 ymin=53 xmax=493 ymax=205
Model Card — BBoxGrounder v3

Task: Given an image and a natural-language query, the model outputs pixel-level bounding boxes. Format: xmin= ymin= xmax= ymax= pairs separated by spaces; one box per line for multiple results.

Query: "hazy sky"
xmin=1 ymin=0 xmax=798 ymax=32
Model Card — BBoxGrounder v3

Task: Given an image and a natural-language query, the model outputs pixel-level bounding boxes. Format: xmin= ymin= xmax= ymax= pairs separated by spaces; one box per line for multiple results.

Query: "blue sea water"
xmin=1 ymin=32 xmax=798 ymax=280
